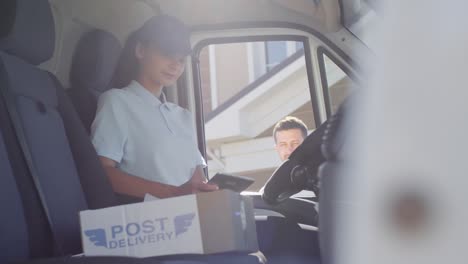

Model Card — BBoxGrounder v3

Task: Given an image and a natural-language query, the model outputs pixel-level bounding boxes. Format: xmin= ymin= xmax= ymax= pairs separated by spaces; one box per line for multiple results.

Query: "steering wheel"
xmin=262 ymin=121 xmax=328 ymax=205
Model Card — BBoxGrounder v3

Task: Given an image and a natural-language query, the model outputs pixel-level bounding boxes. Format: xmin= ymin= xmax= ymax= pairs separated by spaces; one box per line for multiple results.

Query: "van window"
xmin=197 ymin=40 xmax=315 ymax=191
xmin=319 ymin=51 xmax=356 ymax=116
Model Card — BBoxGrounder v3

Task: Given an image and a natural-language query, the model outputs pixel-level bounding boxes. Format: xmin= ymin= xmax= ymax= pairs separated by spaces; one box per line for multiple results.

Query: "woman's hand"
xmin=175 ymin=166 xmax=218 ymax=196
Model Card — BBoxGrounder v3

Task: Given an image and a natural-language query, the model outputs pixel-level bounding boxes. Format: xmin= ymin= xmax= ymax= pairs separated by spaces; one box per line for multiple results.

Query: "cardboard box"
xmin=80 ymin=190 xmax=258 ymax=257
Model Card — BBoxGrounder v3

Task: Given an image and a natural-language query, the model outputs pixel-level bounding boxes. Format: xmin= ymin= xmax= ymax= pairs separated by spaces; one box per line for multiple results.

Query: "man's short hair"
xmin=273 ymin=116 xmax=308 ymax=143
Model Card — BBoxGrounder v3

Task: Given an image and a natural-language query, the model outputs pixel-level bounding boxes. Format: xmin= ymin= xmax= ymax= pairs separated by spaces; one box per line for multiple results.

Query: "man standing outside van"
xmin=273 ymin=116 xmax=308 ymax=161
xmin=271 ymin=116 xmax=316 ymax=203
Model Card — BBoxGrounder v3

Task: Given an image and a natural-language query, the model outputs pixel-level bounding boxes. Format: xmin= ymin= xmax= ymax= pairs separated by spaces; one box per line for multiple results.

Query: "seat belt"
xmin=0 ymin=68 xmax=65 ymax=256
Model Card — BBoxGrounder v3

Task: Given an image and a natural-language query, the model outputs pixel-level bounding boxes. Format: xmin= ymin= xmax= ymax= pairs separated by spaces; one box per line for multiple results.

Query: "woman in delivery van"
xmin=91 ymin=15 xmax=218 ymax=200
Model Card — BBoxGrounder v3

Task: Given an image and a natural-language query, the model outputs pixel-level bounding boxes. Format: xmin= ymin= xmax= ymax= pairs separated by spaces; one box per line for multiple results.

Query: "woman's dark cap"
xmin=137 ymin=15 xmax=192 ymax=56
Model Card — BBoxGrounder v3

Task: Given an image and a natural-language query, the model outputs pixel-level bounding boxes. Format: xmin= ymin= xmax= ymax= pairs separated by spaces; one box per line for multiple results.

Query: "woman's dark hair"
xmin=110 ymin=30 xmax=140 ymax=88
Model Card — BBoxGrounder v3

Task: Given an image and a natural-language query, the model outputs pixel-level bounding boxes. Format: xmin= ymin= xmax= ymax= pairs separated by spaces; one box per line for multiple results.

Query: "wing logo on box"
xmin=174 ymin=212 xmax=196 ymax=236
xmin=84 ymin=212 xmax=196 ymax=249
xmin=84 ymin=229 xmax=107 ymax=247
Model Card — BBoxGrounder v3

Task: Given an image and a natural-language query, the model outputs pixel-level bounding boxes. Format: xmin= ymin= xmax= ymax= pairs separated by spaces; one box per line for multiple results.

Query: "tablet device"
xmin=208 ymin=173 xmax=255 ymax=192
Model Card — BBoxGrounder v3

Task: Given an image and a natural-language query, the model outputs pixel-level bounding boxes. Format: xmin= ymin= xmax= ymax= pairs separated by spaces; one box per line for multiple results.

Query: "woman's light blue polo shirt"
xmin=91 ymin=80 xmax=205 ymax=186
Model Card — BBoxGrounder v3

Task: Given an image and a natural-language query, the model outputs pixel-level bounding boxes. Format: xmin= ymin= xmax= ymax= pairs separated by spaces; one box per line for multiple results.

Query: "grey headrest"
xmin=0 ymin=0 xmax=55 ymax=65
xmin=70 ymin=30 xmax=122 ymax=93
